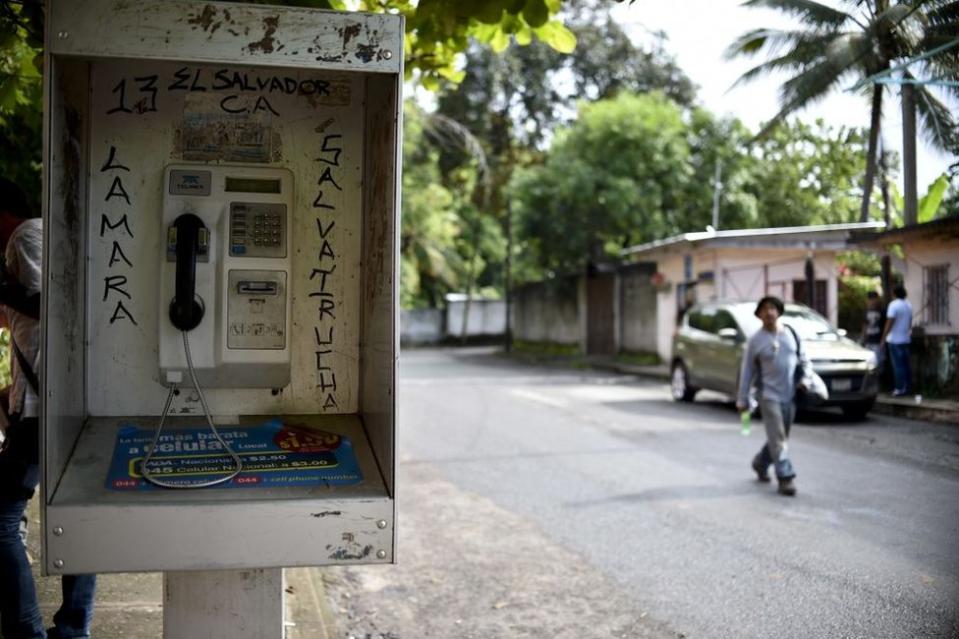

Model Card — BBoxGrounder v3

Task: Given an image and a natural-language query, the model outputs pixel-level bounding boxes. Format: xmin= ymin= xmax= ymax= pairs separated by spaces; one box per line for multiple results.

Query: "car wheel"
xmin=671 ymin=362 xmax=698 ymax=402
xmin=842 ymin=401 xmax=874 ymax=421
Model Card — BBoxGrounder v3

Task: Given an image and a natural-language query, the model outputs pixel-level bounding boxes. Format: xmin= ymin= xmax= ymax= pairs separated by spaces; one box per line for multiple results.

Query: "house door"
xmin=587 ymin=273 xmax=616 ymax=355
xmin=793 ymin=279 xmax=828 ymax=316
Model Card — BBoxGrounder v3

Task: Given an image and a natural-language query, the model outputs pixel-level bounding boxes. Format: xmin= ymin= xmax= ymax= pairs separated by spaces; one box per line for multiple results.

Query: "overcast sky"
xmin=610 ymin=0 xmax=958 ymax=192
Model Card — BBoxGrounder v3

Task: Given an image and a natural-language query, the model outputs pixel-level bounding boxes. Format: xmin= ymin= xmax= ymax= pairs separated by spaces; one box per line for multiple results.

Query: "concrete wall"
xmin=400 ymin=308 xmax=444 ymax=345
xmin=445 ymin=297 xmax=507 ymax=338
xmin=619 ymin=263 xmax=657 ymax=354
xmin=900 ymin=237 xmax=958 ymax=337
xmin=898 ymin=236 xmax=958 ymax=397
xmin=513 ymin=277 xmax=583 ymax=348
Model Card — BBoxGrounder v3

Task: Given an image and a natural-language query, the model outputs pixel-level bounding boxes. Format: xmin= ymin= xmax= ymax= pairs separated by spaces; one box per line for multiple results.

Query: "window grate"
xmin=925 ymin=264 xmax=950 ymax=325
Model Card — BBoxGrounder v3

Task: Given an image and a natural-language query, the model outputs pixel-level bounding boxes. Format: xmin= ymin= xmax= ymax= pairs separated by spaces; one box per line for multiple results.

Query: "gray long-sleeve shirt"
xmin=737 ymin=325 xmax=811 ymax=406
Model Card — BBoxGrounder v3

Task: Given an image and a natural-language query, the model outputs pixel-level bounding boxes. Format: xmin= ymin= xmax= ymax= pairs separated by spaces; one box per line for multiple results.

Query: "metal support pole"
xmin=164 ymin=569 xmax=285 ymax=638
xmin=505 ymin=200 xmax=513 ymax=353
xmin=711 ymin=160 xmax=722 ymax=231
xmin=902 ymin=83 xmax=918 ymax=226
xmin=805 ymin=255 xmax=816 ymax=310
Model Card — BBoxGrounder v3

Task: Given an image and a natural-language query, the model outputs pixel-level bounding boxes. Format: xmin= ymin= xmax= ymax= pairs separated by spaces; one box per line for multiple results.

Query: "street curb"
xmin=872 ymin=398 xmax=959 ymax=425
xmin=586 ymin=359 xmax=670 ymax=381
xmin=588 ymin=359 xmax=959 ymax=425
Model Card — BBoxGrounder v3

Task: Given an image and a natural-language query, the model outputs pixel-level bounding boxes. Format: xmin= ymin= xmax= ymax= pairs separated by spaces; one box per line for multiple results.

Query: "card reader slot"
xmin=237 ymin=281 xmax=278 ymax=296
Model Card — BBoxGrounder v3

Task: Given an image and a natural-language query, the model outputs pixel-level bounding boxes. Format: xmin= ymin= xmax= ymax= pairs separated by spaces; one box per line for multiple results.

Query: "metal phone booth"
xmin=41 ymin=0 xmax=401 ymax=610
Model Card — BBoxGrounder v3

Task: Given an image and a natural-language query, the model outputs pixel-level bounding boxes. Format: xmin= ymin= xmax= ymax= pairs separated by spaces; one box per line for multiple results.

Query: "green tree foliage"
xmin=511 ymin=92 xmax=694 ymax=277
xmin=747 ymin=119 xmax=880 ymax=227
xmin=429 ymin=2 xmax=696 ymax=302
xmin=436 ymin=2 xmax=695 ymax=155
xmin=510 ymin=93 xmax=890 ymax=281
xmin=0 ymin=1 xmax=42 ymax=212
xmin=401 ymin=105 xmax=466 ymax=309
xmin=726 ymin=0 xmax=959 ymax=222
xmin=400 ymin=104 xmax=506 ymax=309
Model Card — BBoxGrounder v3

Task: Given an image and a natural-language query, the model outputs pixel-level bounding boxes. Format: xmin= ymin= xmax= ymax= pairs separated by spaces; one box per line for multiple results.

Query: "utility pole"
xmin=504 ymin=199 xmax=513 ymax=353
xmin=902 ymin=82 xmax=918 ymax=226
xmin=711 ymin=159 xmax=722 ymax=230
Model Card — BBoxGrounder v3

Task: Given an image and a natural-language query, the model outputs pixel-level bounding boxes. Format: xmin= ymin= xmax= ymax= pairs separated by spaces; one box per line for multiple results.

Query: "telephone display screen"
xmin=225 ymin=177 xmax=282 ymax=194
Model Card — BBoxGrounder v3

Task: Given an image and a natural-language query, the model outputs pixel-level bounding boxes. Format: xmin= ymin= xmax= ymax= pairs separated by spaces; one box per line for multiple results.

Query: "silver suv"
xmin=671 ymin=301 xmax=879 ymax=419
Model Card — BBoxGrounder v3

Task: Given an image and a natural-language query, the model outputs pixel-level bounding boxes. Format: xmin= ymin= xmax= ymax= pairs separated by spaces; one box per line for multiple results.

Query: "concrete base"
xmin=164 ymin=569 xmax=284 ymax=639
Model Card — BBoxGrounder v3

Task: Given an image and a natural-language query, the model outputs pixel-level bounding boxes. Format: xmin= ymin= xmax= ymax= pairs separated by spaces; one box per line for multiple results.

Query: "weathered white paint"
xmin=42 ymin=2 xmax=402 ymax=586
xmin=85 ymin=59 xmax=362 ymax=415
xmin=444 ymin=295 xmax=507 ymax=338
xmin=48 ymin=0 xmax=402 ymax=75
xmin=401 ymin=308 xmax=443 ymax=344
xmin=163 ymin=569 xmax=283 ymax=639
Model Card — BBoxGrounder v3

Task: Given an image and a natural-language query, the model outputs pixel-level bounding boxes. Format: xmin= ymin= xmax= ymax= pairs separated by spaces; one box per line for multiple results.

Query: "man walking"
xmin=881 ymin=285 xmax=913 ymax=396
xmin=736 ymin=296 xmax=811 ymax=497
xmin=0 ymin=178 xmax=97 ymax=638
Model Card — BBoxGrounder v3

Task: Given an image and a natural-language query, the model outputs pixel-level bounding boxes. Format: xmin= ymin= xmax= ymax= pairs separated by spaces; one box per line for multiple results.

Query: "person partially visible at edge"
xmin=735 ymin=296 xmax=811 ymax=497
xmin=860 ymin=291 xmax=885 ymax=369
xmin=0 ymin=177 xmax=97 ymax=639
xmin=881 ymin=285 xmax=913 ymax=397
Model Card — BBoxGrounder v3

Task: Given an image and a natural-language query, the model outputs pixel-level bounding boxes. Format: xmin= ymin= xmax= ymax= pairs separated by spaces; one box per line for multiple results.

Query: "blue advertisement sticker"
xmin=106 ymin=419 xmax=363 ymax=491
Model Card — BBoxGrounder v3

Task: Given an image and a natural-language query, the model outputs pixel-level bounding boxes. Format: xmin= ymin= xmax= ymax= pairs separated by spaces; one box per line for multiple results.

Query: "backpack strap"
xmin=11 ymin=338 xmax=39 ymax=395
xmin=784 ymin=323 xmax=802 ymax=358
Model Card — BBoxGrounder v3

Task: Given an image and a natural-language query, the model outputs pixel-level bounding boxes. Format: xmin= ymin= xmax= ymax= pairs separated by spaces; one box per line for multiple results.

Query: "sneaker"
xmin=751 ymin=459 xmax=770 ymax=483
xmin=777 ymin=478 xmax=797 ymax=497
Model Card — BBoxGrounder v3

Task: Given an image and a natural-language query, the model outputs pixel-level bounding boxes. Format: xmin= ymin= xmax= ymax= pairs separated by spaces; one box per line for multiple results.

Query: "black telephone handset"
xmin=169 ymin=213 xmax=207 ymax=331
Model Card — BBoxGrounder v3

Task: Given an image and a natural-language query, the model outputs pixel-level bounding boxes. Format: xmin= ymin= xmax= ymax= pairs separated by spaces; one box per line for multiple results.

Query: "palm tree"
xmin=726 ymin=0 xmax=959 ymax=223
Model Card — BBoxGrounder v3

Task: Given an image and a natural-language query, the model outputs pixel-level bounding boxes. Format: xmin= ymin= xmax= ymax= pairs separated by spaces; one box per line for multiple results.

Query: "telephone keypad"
xmin=230 ymin=203 xmax=287 ymax=258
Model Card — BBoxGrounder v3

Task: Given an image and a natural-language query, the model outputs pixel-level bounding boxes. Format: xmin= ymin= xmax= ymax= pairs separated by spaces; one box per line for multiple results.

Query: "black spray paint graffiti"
xmin=310 ymin=132 xmax=344 ymax=410
xmin=107 ymin=67 xmax=334 ymax=118
xmin=99 ymin=145 xmax=137 ymax=325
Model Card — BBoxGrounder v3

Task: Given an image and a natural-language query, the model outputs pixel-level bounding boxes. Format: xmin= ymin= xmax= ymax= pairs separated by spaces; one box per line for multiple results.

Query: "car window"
xmin=689 ymin=307 xmax=717 ymax=334
xmin=714 ymin=310 xmax=738 ymax=333
xmin=781 ymin=308 xmax=839 ymax=341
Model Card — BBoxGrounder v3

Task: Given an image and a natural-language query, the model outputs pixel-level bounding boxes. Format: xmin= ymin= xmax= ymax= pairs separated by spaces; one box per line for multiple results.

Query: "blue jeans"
xmin=754 ymin=399 xmax=796 ymax=480
xmin=1 ymin=420 xmax=96 ymax=638
xmin=887 ymin=343 xmax=912 ymax=394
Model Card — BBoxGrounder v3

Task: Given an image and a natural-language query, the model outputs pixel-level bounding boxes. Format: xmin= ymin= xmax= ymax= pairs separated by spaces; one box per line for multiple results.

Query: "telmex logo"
xmin=179 ymin=175 xmax=203 ymax=189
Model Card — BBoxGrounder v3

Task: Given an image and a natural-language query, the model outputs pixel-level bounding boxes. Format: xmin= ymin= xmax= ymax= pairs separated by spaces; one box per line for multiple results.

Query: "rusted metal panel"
xmin=48 ymin=0 xmax=402 ymax=75
xmin=360 ymin=72 xmax=401 ymax=507
xmin=42 ymin=59 xmax=90 ymax=495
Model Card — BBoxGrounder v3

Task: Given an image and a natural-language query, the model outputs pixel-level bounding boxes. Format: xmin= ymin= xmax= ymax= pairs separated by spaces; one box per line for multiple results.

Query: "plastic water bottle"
xmin=740 ymin=411 xmax=752 ymax=436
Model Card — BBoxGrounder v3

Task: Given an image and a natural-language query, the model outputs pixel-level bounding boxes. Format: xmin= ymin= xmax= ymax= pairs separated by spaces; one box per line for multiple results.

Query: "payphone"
xmin=42 ymin=0 xmax=402 ymax=587
xmin=159 ymin=165 xmax=294 ymax=389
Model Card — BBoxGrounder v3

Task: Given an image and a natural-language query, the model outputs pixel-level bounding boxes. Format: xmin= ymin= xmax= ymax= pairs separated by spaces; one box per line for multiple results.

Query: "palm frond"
xmin=741 ymin=0 xmax=853 ymax=28
xmin=911 ymin=78 xmax=959 ymax=152
xmin=725 ymin=27 xmax=839 ymax=60
xmin=776 ymin=32 xmax=874 ymax=109
xmin=730 ymin=31 xmax=851 ymax=88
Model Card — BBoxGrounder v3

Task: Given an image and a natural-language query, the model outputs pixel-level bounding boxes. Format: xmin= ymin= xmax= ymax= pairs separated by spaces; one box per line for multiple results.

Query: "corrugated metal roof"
xmin=621 ymin=221 xmax=887 ymax=257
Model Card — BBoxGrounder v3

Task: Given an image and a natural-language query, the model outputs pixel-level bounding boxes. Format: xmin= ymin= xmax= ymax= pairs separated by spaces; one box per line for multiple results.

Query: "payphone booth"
xmin=41 ymin=0 xmax=401 ymax=622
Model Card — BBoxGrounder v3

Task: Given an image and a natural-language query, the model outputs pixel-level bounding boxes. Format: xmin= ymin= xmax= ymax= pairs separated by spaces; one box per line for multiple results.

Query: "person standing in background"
xmin=0 ymin=177 xmax=97 ymax=639
xmin=881 ymin=285 xmax=913 ymax=397
xmin=861 ymin=291 xmax=884 ymax=369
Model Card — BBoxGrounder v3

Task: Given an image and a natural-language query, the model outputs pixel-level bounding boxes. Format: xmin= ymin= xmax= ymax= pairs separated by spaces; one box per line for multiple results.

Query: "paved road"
xmin=331 ymin=347 xmax=959 ymax=639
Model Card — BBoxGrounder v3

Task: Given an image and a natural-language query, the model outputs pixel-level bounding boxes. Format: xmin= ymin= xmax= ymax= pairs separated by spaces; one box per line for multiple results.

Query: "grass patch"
xmin=511 ymin=340 xmax=580 ymax=357
xmin=615 ymin=351 xmax=661 ymax=367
